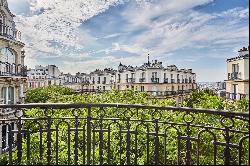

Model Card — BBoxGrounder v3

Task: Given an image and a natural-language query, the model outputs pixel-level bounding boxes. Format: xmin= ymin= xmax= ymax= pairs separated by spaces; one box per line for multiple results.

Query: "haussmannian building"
xmin=26 ymin=59 xmax=197 ymax=103
xmin=27 ymin=65 xmax=62 ymax=89
xmin=225 ymin=46 xmax=249 ymax=100
xmin=80 ymin=57 xmax=197 ymax=103
xmin=0 ymin=0 xmax=27 ymax=153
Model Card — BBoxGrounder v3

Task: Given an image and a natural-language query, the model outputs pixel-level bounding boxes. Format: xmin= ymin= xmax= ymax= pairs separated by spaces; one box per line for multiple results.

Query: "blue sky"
xmin=8 ymin=0 xmax=249 ymax=82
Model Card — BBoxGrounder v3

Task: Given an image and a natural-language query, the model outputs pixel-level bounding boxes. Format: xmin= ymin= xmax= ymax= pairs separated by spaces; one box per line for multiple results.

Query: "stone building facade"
xmin=27 ymin=65 xmax=62 ymax=88
xmin=225 ymin=46 xmax=249 ymax=100
xmin=0 ymin=0 xmax=27 ymax=153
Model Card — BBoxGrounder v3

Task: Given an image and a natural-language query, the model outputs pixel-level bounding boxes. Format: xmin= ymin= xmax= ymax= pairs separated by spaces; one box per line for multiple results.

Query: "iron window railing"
xmin=139 ymin=78 xmax=146 ymax=82
xmin=0 ymin=62 xmax=27 ymax=77
xmin=163 ymin=78 xmax=168 ymax=83
xmin=127 ymin=78 xmax=136 ymax=83
xmin=226 ymin=92 xmax=247 ymax=100
xmin=0 ymin=103 xmax=249 ymax=165
xmin=151 ymin=78 xmax=160 ymax=83
xmin=0 ymin=23 xmax=22 ymax=41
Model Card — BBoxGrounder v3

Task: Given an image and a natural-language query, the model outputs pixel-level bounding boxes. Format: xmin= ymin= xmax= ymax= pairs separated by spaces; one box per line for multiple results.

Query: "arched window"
xmin=0 ymin=48 xmax=16 ymax=64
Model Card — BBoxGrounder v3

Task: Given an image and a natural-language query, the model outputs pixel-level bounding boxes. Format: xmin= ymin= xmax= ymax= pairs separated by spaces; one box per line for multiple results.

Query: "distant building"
xmin=81 ymin=57 xmax=197 ymax=103
xmin=27 ymin=65 xmax=61 ymax=88
xmin=26 ymin=59 xmax=197 ymax=103
xmin=216 ymin=81 xmax=226 ymax=90
xmin=225 ymin=46 xmax=249 ymax=100
xmin=59 ymin=73 xmax=83 ymax=91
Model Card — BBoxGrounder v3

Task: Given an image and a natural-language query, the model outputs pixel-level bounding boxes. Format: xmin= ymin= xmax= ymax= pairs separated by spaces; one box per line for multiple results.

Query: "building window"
xmin=232 ymin=64 xmax=239 ymax=73
xmin=1 ymin=87 xmax=15 ymax=104
xmin=152 ymin=72 xmax=157 ymax=78
xmin=142 ymin=72 xmax=145 ymax=78
xmin=141 ymin=86 xmax=145 ymax=92
xmin=0 ymin=48 xmax=16 ymax=64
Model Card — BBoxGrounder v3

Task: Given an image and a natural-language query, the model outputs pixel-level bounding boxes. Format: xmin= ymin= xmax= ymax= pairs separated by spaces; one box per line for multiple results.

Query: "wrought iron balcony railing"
xmin=163 ymin=78 xmax=168 ymax=83
xmin=126 ymin=78 xmax=136 ymax=83
xmin=226 ymin=92 xmax=247 ymax=100
xmin=139 ymin=78 xmax=146 ymax=82
xmin=0 ymin=62 xmax=27 ymax=77
xmin=0 ymin=103 xmax=248 ymax=165
xmin=0 ymin=23 xmax=22 ymax=41
xmin=229 ymin=72 xmax=241 ymax=80
xmin=151 ymin=78 xmax=159 ymax=83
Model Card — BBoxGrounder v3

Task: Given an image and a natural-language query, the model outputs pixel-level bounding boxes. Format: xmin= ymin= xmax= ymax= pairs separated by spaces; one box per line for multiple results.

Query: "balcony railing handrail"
xmin=0 ymin=103 xmax=249 ymax=165
xmin=0 ymin=62 xmax=27 ymax=77
xmin=0 ymin=103 xmax=248 ymax=117
xmin=0 ymin=22 xmax=22 ymax=41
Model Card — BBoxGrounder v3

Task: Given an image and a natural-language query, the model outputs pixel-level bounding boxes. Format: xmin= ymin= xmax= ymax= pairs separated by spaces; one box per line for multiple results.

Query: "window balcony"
xmin=177 ymin=79 xmax=180 ymax=83
xmin=139 ymin=78 xmax=146 ymax=82
xmin=228 ymin=72 xmax=241 ymax=80
xmin=0 ymin=62 xmax=27 ymax=77
xmin=163 ymin=78 xmax=168 ymax=83
xmin=171 ymin=79 xmax=175 ymax=83
xmin=177 ymin=90 xmax=184 ymax=94
xmin=0 ymin=23 xmax=22 ymax=41
xmin=151 ymin=77 xmax=160 ymax=83
xmin=226 ymin=92 xmax=247 ymax=100
xmin=102 ymin=81 xmax=106 ymax=84
xmin=127 ymin=78 xmax=135 ymax=83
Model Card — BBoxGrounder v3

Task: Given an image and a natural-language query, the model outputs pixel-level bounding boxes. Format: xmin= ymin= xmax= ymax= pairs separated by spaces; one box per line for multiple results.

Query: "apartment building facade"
xmin=0 ymin=0 xmax=27 ymax=153
xmin=78 ymin=58 xmax=197 ymax=103
xmin=27 ymin=65 xmax=62 ymax=88
xmin=225 ymin=46 xmax=249 ymax=100
xmin=114 ymin=59 xmax=196 ymax=101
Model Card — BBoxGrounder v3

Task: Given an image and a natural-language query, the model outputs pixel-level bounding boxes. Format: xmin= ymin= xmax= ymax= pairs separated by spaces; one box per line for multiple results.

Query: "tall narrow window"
xmin=1 ymin=87 xmax=15 ymax=104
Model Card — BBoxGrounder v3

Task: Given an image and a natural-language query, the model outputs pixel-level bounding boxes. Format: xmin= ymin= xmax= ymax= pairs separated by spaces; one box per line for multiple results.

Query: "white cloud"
xmin=11 ymin=0 xmax=249 ymax=81
xmin=120 ymin=3 xmax=249 ymax=58
xmin=14 ymin=0 xmax=134 ymax=68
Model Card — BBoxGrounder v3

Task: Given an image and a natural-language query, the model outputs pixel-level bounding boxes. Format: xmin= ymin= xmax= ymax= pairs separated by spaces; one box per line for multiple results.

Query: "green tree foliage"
xmin=1 ymin=86 xmax=248 ymax=165
xmin=25 ymin=85 xmax=75 ymax=103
